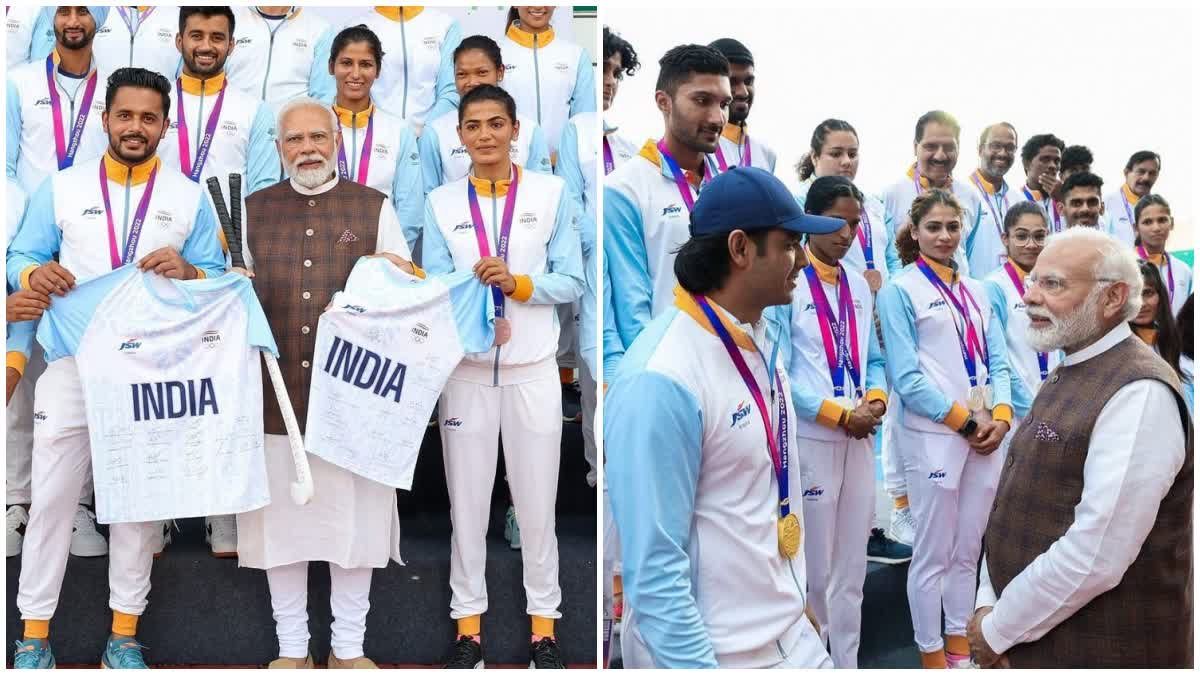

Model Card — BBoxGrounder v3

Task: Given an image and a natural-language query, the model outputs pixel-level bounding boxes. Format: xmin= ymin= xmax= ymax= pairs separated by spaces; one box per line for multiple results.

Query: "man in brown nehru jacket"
xmin=234 ymin=96 xmax=419 ymax=668
xmin=969 ymin=227 xmax=1192 ymax=668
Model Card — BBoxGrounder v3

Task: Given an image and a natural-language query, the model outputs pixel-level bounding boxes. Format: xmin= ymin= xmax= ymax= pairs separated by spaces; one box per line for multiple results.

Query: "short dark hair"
xmin=329 ymin=24 xmax=385 ymax=71
xmin=1133 ymin=193 xmax=1171 ymax=226
xmin=805 ymin=176 xmax=863 ymax=217
xmin=1125 ymin=150 xmax=1161 ymax=172
xmin=978 ymin=122 xmax=1017 ymax=150
xmin=1002 ymin=201 xmax=1048 ymax=233
xmin=1177 ymin=294 xmax=1193 ymax=362
xmin=1060 ymin=145 xmax=1094 ymax=173
xmin=454 ymin=34 xmax=502 ymax=70
xmin=178 ymin=7 xmax=235 ymax=36
xmin=1020 ymin=133 xmax=1065 ymax=165
xmin=105 ymin=67 xmax=171 ymax=118
xmin=458 ymin=84 xmax=516 ymax=125
xmin=603 ymin=26 xmax=640 ymax=77
xmin=914 ymin=110 xmax=959 ymax=144
xmin=797 ymin=119 xmax=857 ymax=182
xmin=655 ymin=44 xmax=729 ymax=97
xmin=674 ymin=230 xmax=769 ymax=295
xmin=1058 ymin=171 xmax=1104 ymax=200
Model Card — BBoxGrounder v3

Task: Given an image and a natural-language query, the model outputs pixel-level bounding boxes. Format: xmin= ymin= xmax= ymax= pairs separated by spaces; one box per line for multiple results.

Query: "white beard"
xmin=1025 ymin=286 xmax=1104 ymax=352
xmin=289 ymin=153 xmax=335 ymax=189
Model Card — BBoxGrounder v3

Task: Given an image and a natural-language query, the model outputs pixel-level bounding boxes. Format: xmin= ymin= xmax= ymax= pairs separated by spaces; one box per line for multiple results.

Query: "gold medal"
xmin=778 ymin=512 xmax=801 ymax=559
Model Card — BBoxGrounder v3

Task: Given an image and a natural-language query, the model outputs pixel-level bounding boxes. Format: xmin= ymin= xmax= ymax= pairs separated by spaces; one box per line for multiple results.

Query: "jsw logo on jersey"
xmin=444 ymin=417 xmax=463 ymax=428
xmin=662 ymin=204 xmax=682 ymax=217
xmin=82 ymin=207 xmax=104 ymax=217
xmin=235 ymin=37 xmax=253 ymax=45
xmin=323 ymin=335 xmax=408 ymax=403
xmin=341 ymin=304 xmax=367 ymax=314
xmin=803 ymin=486 xmax=824 ymax=500
xmin=119 ymin=338 xmax=143 ymax=352
xmin=928 ymin=299 xmax=948 ymax=310
xmin=452 ymin=222 xmax=474 ymax=232
xmin=33 ymin=411 xmax=47 ymax=423
xmin=450 ymin=146 xmax=469 ymax=157
xmin=730 ymin=400 xmax=752 ymax=427
xmin=928 ymin=468 xmax=946 ymax=480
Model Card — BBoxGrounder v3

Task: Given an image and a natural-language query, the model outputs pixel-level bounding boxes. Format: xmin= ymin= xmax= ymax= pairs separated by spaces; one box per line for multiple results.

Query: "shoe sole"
xmin=885 ymin=530 xmax=914 ymax=548
xmin=210 ymin=550 xmax=238 ymax=558
xmin=866 ymin=554 xmax=912 ymax=564
xmin=70 ymin=542 xmax=109 ymax=557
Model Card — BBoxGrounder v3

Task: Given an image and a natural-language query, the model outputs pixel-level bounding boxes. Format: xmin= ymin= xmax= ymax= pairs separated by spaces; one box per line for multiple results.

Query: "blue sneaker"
xmin=866 ymin=527 xmax=913 ymax=564
xmin=101 ymin=635 xmax=148 ymax=669
xmin=12 ymin=639 xmax=55 ymax=669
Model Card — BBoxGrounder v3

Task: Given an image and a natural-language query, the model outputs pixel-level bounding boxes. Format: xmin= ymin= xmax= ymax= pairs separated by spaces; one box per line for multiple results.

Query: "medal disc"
xmin=982 ymin=384 xmax=994 ymax=410
xmin=967 ymin=386 xmax=985 ymax=412
xmin=778 ymin=513 xmax=801 ymax=559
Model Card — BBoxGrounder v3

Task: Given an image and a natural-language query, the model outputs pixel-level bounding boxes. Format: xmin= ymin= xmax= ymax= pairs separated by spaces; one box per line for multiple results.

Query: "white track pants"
xmin=17 ymin=358 xmax=156 ymax=620
xmin=622 ymin=607 xmax=833 ymax=669
xmin=555 ymin=303 xmax=578 ymax=370
xmin=880 ymin=398 xmax=908 ymax=499
xmin=439 ymin=374 xmax=563 ymax=619
xmin=902 ymin=426 xmax=1003 ymax=653
xmin=6 ymin=345 xmax=92 ymax=506
xmin=267 ymin=561 xmax=373 ymax=660
xmin=580 ymin=346 xmax=598 ymax=488
xmin=799 ymin=436 xmax=874 ymax=668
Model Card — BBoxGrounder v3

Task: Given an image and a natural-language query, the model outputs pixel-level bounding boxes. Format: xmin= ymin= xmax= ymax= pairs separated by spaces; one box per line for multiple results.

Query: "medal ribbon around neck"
xmin=692 ymin=294 xmax=791 ymax=523
xmin=336 ymin=110 xmax=374 ymax=184
xmin=1137 ymin=245 xmax=1175 ymax=306
xmin=804 ymin=263 xmax=862 ymax=399
xmin=45 ymin=54 xmax=99 ymax=170
xmin=916 ymin=257 xmax=990 ymax=386
xmin=467 ymin=164 xmax=520 ymax=319
xmin=100 ymin=159 xmax=159 ymax=270
xmin=175 ymin=77 xmax=228 ymax=181
xmin=657 ymin=138 xmax=707 ymax=211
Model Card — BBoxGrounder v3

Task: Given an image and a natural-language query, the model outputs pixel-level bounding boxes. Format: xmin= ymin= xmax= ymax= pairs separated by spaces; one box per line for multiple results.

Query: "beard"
xmin=184 ymin=50 xmax=225 ymax=78
xmin=1025 ymin=286 xmax=1104 ymax=352
xmin=57 ymin=29 xmax=94 ymax=51
xmin=109 ymin=133 xmax=157 ymax=165
xmin=289 ymin=152 xmax=335 ymax=189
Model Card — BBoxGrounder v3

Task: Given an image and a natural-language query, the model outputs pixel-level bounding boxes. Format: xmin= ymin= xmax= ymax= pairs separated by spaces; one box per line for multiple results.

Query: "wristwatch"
xmin=957 ymin=418 xmax=979 ymax=438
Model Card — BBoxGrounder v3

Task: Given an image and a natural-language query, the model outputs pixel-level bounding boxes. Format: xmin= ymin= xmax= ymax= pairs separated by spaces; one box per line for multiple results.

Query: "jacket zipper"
xmin=121 ymin=172 xmax=133 ymax=256
xmin=350 ymin=113 xmax=359 ymax=180
xmin=195 ymin=81 xmax=207 ymax=165
xmin=532 ymin=33 xmax=542 ymax=124
xmin=399 ymin=13 xmax=409 ymax=119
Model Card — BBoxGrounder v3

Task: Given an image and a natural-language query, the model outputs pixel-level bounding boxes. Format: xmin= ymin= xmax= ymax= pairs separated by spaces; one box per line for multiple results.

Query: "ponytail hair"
xmin=796 ymin=152 xmax=815 ymax=182
xmin=797 ymin=119 xmax=858 ymax=183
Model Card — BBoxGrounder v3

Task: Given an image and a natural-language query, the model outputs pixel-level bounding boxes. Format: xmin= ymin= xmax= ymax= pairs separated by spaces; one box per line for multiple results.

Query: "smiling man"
xmin=1057 ymin=171 xmax=1106 ymax=229
xmin=705 ymin=38 xmax=777 ymax=175
xmin=880 ymin=110 xmax=981 ymax=278
xmin=1103 ymin=150 xmax=1161 ymax=246
xmin=605 ymin=43 xmax=730 ymax=367
xmin=607 ymin=167 xmax=843 ymax=668
xmin=964 ymin=122 xmax=1019 ymax=277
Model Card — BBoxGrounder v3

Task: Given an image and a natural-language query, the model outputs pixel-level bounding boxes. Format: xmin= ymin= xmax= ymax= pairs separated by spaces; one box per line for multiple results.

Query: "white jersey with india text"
xmin=305 ymin=258 xmax=495 ymax=489
xmin=36 ymin=265 xmax=278 ymax=524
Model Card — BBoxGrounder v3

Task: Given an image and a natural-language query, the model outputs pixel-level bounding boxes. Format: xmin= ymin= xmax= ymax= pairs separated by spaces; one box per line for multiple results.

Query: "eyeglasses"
xmin=1025 ymin=274 xmax=1120 ymax=295
xmin=985 ymin=142 xmax=1017 ymax=154
xmin=1009 ymin=231 xmax=1047 ymax=245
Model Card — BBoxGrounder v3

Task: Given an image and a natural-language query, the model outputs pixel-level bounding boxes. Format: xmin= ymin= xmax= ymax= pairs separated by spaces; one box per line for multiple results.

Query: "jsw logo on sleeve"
xmin=730 ymin=400 xmax=752 ymax=428
xmin=341 ymin=304 xmax=367 ymax=314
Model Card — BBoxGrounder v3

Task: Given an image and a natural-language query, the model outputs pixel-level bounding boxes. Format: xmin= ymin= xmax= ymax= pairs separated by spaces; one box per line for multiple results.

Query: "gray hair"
xmin=1045 ymin=227 xmax=1143 ymax=321
xmin=275 ymin=96 xmax=337 ymax=140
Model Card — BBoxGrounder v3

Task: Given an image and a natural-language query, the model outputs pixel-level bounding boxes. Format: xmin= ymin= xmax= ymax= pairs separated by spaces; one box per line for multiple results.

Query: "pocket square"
xmin=337 ymin=229 xmax=359 ymax=245
xmin=1034 ymin=421 xmax=1061 ymax=442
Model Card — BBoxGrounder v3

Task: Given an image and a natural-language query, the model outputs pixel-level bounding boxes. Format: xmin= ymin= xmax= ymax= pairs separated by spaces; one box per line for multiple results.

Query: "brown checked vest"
xmin=247 ymin=178 xmax=383 ymax=435
xmin=985 ymin=336 xmax=1193 ymax=668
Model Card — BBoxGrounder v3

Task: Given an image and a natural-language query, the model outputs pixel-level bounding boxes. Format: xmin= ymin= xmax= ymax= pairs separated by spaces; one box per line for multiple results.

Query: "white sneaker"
xmin=7 ymin=505 xmax=28 ymax=557
xmin=70 ymin=505 xmax=108 ymax=557
xmin=205 ymin=514 xmax=238 ymax=558
xmin=887 ymin=505 xmax=917 ymax=547
xmin=152 ymin=520 xmax=174 ymax=558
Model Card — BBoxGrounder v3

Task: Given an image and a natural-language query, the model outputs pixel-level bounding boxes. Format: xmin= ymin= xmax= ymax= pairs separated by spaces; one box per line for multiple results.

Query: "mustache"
xmin=1026 ymin=307 xmax=1054 ymax=322
xmin=120 ymin=134 xmax=147 ymax=143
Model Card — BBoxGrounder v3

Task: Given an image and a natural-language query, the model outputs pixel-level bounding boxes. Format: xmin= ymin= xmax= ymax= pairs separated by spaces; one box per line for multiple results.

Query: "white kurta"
xmin=236 ymin=174 xmax=411 ymax=570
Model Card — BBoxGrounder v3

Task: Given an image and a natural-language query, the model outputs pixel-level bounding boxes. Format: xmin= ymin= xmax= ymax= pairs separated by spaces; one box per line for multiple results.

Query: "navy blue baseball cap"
xmin=690 ymin=166 xmax=845 ymax=237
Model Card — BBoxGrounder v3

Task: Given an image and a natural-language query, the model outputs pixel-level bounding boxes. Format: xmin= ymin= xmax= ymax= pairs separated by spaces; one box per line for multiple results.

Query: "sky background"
xmin=603 ymin=2 xmax=1195 ymax=250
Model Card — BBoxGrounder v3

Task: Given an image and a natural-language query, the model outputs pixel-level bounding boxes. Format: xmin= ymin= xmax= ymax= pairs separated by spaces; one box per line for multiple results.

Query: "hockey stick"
xmin=206 ymin=176 xmax=313 ymax=506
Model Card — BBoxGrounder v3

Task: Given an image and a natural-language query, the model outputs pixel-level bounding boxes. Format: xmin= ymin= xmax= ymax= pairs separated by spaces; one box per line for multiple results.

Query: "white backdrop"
xmin=306 ymin=5 xmax=577 ymax=46
xmin=603 ymin=2 xmax=1196 ymax=250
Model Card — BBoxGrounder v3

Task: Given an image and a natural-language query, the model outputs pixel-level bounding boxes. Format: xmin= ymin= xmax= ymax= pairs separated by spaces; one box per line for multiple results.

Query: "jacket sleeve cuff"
xmin=816 ymin=399 xmax=848 ymax=430
xmin=194 ymin=267 xmax=207 ymax=280
xmin=506 ymin=274 xmax=534 ymax=302
xmin=7 ymin=351 xmax=27 ymax=376
xmin=411 ymin=264 xmax=426 ymax=280
xmin=991 ymin=404 xmax=1013 ymax=423
xmin=942 ymin=402 xmax=971 ymax=432
xmin=19 ymin=264 xmax=40 ymax=291
xmin=865 ymin=388 xmax=888 ymax=407
xmin=981 ymin=612 xmax=1015 ymax=656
